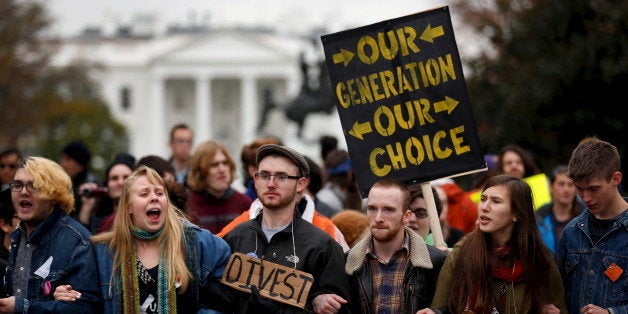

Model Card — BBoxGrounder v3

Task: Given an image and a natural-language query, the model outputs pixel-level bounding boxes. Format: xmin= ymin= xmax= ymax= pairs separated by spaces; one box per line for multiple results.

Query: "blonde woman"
xmin=54 ymin=166 xmax=231 ymax=313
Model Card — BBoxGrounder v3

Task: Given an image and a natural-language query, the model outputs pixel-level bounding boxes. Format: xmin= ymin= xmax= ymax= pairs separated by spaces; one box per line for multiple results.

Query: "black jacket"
xmin=345 ymin=227 xmax=447 ymax=313
xmin=223 ymin=211 xmax=352 ymax=313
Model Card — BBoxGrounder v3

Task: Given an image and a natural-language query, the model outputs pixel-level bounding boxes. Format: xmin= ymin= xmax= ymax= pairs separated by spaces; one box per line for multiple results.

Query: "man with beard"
xmin=344 ymin=179 xmax=446 ymax=313
xmin=222 ymin=144 xmax=351 ymax=314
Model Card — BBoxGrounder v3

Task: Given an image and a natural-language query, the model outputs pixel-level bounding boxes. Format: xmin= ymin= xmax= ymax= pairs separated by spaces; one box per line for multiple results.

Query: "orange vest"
xmin=217 ymin=209 xmax=340 ymax=242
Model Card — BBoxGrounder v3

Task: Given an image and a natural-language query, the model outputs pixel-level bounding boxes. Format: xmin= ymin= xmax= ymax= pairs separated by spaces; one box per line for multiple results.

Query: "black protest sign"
xmin=221 ymin=252 xmax=315 ymax=309
xmin=321 ymin=6 xmax=485 ymax=197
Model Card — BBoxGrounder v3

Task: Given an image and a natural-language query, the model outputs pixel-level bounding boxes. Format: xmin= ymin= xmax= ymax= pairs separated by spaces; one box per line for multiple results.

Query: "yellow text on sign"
xmin=369 ymin=125 xmax=471 ymax=177
xmin=221 ymin=252 xmax=315 ymax=309
xmin=356 ymin=27 xmax=421 ymax=64
xmin=336 ymin=54 xmax=457 ymax=108
xmin=347 ymin=96 xmax=459 ymax=140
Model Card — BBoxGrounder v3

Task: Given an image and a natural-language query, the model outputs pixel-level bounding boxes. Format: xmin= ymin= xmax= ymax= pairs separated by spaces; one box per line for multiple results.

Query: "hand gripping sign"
xmin=221 ymin=252 xmax=315 ymax=309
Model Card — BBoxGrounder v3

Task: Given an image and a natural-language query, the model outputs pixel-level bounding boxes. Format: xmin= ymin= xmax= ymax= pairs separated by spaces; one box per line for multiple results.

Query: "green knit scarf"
xmin=121 ymin=227 xmax=176 ymax=313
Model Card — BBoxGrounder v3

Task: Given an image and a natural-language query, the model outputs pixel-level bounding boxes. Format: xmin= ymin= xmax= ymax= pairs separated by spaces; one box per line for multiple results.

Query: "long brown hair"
xmin=187 ymin=140 xmax=237 ymax=191
xmin=92 ymin=166 xmax=192 ymax=292
xmin=449 ymin=174 xmax=554 ymax=312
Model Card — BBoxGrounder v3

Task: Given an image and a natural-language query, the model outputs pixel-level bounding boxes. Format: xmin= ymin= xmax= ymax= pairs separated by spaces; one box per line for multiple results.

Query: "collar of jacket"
xmin=345 ymin=227 xmax=433 ymax=275
xmin=578 ymin=209 xmax=628 ymax=230
xmin=20 ymin=209 xmax=64 ymax=245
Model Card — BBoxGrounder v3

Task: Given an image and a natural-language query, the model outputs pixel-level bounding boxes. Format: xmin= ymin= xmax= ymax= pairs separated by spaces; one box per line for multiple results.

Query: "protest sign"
xmin=221 ymin=252 xmax=315 ymax=309
xmin=321 ymin=6 xmax=486 ymax=197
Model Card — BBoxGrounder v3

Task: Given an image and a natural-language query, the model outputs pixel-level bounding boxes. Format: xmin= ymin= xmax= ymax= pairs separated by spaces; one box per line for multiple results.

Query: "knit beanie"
xmin=105 ymin=153 xmax=136 ymax=178
xmin=61 ymin=140 xmax=92 ymax=167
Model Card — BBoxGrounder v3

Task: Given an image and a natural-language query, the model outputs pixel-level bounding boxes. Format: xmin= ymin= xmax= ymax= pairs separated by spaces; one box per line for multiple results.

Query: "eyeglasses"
xmin=411 ymin=208 xmax=429 ymax=218
xmin=9 ymin=181 xmax=40 ymax=193
xmin=0 ymin=164 xmax=18 ymax=170
xmin=254 ymin=172 xmax=301 ymax=184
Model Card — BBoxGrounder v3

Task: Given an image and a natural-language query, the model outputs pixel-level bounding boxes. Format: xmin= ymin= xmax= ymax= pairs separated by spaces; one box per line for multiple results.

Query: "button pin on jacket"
xmin=41 ymin=281 xmax=52 ymax=296
xmin=604 ymin=262 xmax=623 ymax=282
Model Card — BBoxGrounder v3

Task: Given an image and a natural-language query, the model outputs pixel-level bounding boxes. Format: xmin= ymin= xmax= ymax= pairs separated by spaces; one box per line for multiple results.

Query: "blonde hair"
xmin=92 ymin=166 xmax=192 ymax=292
xmin=21 ymin=157 xmax=74 ymax=214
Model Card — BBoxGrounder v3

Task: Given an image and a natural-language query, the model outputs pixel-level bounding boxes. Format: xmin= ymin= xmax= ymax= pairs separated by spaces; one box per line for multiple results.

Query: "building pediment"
xmin=52 ymin=29 xmax=306 ymax=68
xmin=153 ymin=30 xmax=299 ymax=66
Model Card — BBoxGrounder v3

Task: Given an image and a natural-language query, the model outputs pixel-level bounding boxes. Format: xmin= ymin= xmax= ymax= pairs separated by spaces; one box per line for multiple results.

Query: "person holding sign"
xmin=557 ymin=138 xmax=628 ymax=314
xmin=54 ymin=166 xmax=232 ymax=313
xmin=420 ymin=174 xmax=566 ymax=314
xmin=222 ymin=144 xmax=351 ymax=313
xmin=345 ymin=178 xmax=447 ymax=313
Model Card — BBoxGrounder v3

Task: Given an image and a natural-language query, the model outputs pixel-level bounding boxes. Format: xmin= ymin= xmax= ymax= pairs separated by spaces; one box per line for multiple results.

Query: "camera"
xmin=82 ymin=187 xmax=109 ymax=197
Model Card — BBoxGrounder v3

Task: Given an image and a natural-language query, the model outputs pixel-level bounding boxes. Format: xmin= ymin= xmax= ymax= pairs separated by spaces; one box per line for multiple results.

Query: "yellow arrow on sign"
xmin=332 ymin=49 xmax=355 ymax=67
xmin=433 ymin=96 xmax=459 ymax=114
xmin=420 ymin=24 xmax=444 ymax=43
xmin=348 ymin=121 xmax=373 ymax=140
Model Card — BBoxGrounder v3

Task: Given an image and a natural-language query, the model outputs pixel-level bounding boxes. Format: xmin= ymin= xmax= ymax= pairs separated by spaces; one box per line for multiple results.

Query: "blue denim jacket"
xmin=6 ymin=209 xmax=102 ymax=313
xmin=557 ymin=210 xmax=628 ymax=314
xmin=96 ymin=221 xmax=231 ymax=313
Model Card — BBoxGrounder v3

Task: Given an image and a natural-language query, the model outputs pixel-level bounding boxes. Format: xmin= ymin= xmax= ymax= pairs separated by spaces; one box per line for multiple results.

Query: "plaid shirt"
xmin=366 ymin=233 xmax=410 ymax=314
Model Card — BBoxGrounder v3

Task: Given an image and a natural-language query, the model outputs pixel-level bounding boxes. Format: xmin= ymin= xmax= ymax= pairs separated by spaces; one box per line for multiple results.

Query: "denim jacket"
xmin=557 ymin=210 xmax=628 ymax=314
xmin=6 ymin=209 xmax=102 ymax=313
xmin=96 ymin=221 xmax=231 ymax=313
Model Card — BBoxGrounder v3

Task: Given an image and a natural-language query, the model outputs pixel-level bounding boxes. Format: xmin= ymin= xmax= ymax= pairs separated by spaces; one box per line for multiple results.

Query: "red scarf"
xmin=491 ymin=259 xmax=524 ymax=282
xmin=463 ymin=242 xmax=525 ymax=311
xmin=491 ymin=243 xmax=525 ymax=282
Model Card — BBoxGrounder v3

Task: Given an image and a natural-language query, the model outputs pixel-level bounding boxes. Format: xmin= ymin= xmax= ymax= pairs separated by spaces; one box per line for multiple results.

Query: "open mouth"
xmin=19 ymin=200 xmax=33 ymax=211
xmin=147 ymin=209 xmax=161 ymax=222
xmin=479 ymin=215 xmax=491 ymax=224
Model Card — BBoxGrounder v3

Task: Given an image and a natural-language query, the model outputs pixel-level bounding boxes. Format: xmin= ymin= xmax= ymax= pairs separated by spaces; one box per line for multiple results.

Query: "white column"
xmin=150 ymin=75 xmax=167 ymax=156
xmin=240 ymin=75 xmax=256 ymax=142
xmin=195 ymin=76 xmax=211 ymax=142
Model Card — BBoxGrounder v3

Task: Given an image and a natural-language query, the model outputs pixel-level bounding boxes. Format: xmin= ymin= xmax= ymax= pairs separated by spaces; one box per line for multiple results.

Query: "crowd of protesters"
xmin=0 ymin=131 xmax=625 ymax=313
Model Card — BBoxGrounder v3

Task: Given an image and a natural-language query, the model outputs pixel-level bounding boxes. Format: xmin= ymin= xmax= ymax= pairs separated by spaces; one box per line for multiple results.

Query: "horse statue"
xmin=284 ymin=54 xmax=336 ymax=138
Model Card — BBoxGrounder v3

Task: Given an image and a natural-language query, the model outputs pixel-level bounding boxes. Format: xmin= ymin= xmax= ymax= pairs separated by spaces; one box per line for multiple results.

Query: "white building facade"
xmin=51 ymin=28 xmax=344 ymax=164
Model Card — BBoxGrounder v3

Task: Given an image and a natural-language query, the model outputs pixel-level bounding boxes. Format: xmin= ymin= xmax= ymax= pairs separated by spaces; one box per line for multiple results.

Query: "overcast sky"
xmin=45 ymin=0 xmax=452 ymax=37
